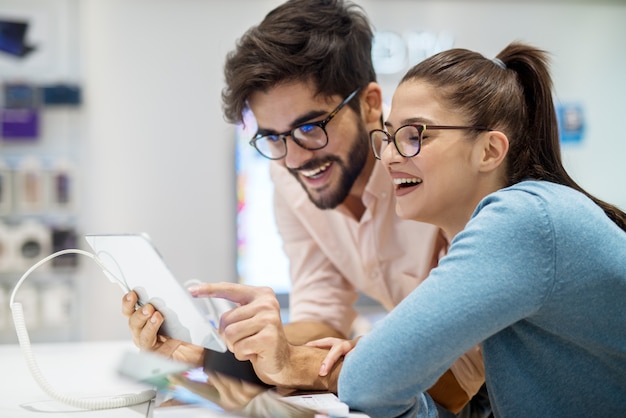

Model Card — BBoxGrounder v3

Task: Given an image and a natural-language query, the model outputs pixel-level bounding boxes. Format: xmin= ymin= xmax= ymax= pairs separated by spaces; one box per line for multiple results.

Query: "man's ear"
xmin=360 ymin=82 xmax=383 ymax=125
xmin=479 ymin=130 xmax=509 ymax=173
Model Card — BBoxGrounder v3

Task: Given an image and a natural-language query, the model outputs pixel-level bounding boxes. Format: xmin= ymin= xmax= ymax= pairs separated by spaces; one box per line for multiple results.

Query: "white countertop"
xmin=0 ymin=340 xmax=153 ymax=418
xmin=0 ymin=339 xmax=368 ymax=418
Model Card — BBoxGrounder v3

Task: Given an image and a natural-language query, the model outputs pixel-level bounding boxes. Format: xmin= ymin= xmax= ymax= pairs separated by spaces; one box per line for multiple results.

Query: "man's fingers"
xmin=188 ymin=282 xmax=274 ymax=306
xmin=121 ymin=291 xmax=138 ymax=317
xmin=220 ymin=293 xmax=280 ymax=329
xmin=129 ymin=305 xmax=163 ymax=350
xmin=128 ymin=303 xmax=154 ymax=331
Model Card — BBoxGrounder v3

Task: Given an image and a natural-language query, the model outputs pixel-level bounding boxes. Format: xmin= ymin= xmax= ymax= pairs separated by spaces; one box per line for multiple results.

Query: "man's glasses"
xmin=369 ymin=124 xmax=492 ymax=159
xmin=249 ymin=88 xmax=361 ymax=160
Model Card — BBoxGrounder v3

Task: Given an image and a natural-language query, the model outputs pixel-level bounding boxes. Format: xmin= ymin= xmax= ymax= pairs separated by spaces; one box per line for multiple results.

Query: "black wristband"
xmin=203 ymin=348 xmax=272 ymax=388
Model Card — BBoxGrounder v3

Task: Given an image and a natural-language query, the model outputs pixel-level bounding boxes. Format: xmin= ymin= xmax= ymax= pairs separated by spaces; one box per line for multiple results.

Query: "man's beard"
xmin=288 ymin=122 xmax=369 ymax=210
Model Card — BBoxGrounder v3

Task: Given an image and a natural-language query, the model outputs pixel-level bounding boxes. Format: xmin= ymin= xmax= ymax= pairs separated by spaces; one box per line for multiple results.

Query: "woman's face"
xmin=382 ymin=80 xmax=498 ymax=237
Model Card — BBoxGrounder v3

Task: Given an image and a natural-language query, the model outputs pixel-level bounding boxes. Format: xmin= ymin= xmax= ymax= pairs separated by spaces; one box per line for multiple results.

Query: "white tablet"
xmin=84 ymin=233 xmax=227 ymax=353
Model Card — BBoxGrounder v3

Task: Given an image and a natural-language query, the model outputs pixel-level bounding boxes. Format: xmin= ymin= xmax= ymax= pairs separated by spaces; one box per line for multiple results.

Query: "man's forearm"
xmin=282 ymin=322 xmax=473 ymax=406
xmin=283 ymin=320 xmax=346 ymax=345
xmin=272 ymin=344 xmax=342 ymax=393
xmin=277 ymin=321 xmax=345 ymax=393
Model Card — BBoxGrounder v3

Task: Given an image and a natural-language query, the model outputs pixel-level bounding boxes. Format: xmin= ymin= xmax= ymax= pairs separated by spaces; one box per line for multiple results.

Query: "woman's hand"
xmin=306 ymin=336 xmax=361 ymax=376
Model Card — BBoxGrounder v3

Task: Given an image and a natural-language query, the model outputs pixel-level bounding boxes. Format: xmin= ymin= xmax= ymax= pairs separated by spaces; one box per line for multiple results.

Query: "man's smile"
xmin=300 ymin=161 xmax=332 ymax=178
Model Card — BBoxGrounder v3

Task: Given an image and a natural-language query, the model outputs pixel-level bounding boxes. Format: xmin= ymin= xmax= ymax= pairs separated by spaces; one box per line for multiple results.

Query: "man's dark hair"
xmin=222 ymin=0 xmax=376 ymax=124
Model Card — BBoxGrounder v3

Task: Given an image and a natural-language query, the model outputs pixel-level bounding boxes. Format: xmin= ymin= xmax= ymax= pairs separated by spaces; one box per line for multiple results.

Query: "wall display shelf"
xmin=0 ymin=0 xmax=82 ymax=343
xmin=0 ymin=123 xmax=81 ymax=344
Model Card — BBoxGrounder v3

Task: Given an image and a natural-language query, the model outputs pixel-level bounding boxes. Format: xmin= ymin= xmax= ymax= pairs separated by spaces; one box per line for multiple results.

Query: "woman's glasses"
xmin=369 ymin=124 xmax=492 ymax=159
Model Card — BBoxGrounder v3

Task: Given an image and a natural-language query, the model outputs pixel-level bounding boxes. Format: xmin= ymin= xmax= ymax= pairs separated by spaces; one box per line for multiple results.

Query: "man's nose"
xmin=283 ymin=137 xmax=315 ymax=169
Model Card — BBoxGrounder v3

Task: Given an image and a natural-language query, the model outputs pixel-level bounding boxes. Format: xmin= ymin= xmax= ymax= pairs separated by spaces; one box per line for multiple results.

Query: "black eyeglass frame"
xmin=249 ymin=88 xmax=361 ymax=160
xmin=369 ymin=124 xmax=492 ymax=159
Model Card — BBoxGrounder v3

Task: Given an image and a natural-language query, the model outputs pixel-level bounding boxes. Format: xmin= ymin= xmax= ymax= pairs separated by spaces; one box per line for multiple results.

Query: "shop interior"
xmin=0 ymin=0 xmax=625 ymax=347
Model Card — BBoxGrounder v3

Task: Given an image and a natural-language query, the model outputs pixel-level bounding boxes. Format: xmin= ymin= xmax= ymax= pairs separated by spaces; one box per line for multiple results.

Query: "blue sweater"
xmin=339 ymin=181 xmax=626 ymax=417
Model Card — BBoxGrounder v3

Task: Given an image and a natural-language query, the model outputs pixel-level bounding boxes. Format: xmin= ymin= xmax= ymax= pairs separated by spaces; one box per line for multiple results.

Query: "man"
xmin=123 ymin=0 xmax=485 ymax=414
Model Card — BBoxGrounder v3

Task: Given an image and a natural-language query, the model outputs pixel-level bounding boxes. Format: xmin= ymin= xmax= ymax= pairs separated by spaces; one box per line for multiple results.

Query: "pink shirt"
xmin=270 ymin=161 xmax=484 ymax=397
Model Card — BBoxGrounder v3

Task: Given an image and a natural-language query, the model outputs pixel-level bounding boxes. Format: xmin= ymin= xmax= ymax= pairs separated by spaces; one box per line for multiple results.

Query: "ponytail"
xmin=402 ymin=41 xmax=626 ymax=231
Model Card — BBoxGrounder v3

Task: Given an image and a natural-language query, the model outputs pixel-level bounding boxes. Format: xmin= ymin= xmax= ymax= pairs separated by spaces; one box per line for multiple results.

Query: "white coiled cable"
xmin=9 ymin=249 xmax=156 ymax=410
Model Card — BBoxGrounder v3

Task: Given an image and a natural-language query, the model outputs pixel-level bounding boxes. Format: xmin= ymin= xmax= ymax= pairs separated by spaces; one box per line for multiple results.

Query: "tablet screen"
xmin=85 ymin=233 xmax=226 ymax=353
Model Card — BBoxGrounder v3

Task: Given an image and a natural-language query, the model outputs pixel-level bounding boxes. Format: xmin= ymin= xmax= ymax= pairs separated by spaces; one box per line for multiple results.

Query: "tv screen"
xmin=235 ymin=112 xmax=290 ymax=294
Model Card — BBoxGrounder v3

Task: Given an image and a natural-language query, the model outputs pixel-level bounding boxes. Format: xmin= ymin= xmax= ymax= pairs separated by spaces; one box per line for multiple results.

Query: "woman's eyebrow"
xmin=384 ymin=117 xmax=434 ymax=130
xmin=401 ymin=117 xmax=434 ymax=125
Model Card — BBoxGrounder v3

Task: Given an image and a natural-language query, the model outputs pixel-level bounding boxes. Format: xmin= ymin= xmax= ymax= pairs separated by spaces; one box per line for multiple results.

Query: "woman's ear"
xmin=479 ymin=130 xmax=509 ymax=173
xmin=360 ymin=82 xmax=384 ymax=125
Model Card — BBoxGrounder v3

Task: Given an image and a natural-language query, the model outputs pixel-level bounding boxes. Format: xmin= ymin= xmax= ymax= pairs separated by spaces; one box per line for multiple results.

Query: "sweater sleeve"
xmin=338 ymin=188 xmax=557 ymax=418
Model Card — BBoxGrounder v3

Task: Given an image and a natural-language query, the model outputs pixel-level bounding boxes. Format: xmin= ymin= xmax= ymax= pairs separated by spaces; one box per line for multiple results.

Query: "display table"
xmin=0 ymin=340 xmax=368 ymax=418
xmin=0 ymin=340 xmax=153 ymax=417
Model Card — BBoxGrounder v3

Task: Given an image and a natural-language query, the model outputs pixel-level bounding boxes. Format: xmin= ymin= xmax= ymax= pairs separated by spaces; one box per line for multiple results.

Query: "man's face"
xmin=248 ymin=81 xmax=370 ymax=210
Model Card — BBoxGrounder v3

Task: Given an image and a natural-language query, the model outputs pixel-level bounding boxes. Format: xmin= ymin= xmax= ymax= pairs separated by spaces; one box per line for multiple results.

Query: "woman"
xmin=186 ymin=41 xmax=626 ymax=417
xmin=325 ymin=42 xmax=626 ymax=417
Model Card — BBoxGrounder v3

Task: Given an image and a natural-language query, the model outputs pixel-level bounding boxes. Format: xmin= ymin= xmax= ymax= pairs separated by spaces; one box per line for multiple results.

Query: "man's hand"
xmin=121 ymin=291 xmax=204 ymax=366
xmin=188 ymin=283 xmax=291 ymax=383
xmin=188 ymin=282 xmax=340 ymax=391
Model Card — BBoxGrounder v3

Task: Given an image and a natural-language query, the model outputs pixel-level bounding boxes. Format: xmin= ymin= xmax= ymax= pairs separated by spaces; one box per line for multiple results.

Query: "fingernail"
xmin=187 ymin=285 xmax=199 ymax=295
xmin=142 ymin=307 xmax=150 ymax=316
xmin=125 ymin=294 xmax=132 ymax=301
xmin=150 ymin=314 xmax=158 ymax=324
xmin=319 ymin=363 xmax=327 ymax=376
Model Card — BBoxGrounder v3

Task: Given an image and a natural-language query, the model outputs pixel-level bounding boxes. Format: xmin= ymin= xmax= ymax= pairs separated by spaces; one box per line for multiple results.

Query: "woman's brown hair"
xmin=401 ymin=42 xmax=626 ymax=231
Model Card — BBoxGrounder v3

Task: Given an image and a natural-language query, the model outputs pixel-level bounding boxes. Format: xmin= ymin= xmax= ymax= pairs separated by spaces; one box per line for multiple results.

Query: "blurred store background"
xmin=0 ymin=0 xmax=624 ymax=343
